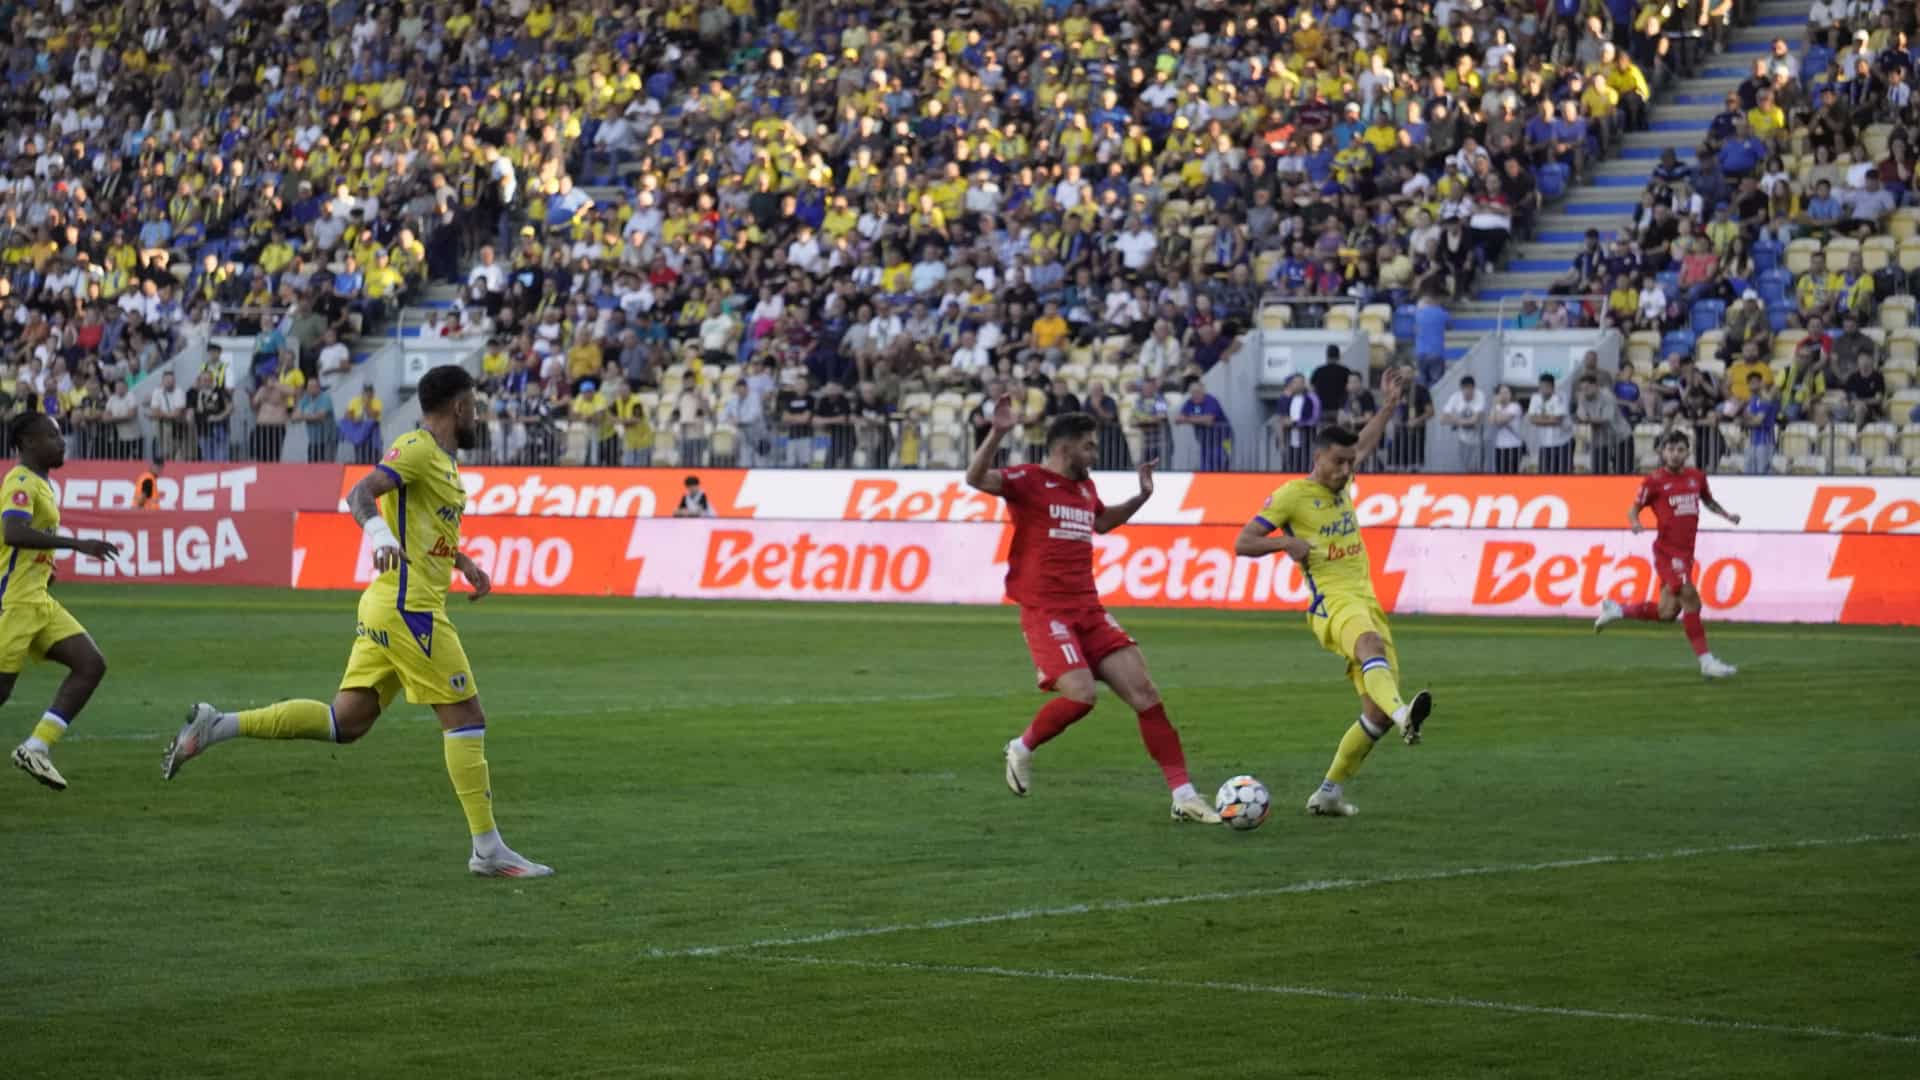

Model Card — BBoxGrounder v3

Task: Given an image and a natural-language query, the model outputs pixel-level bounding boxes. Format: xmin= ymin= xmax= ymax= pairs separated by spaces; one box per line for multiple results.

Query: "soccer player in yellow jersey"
xmin=162 ymin=367 xmax=551 ymax=878
xmin=4 ymin=414 xmax=120 ymax=791
xmin=1233 ymin=369 xmax=1433 ymax=818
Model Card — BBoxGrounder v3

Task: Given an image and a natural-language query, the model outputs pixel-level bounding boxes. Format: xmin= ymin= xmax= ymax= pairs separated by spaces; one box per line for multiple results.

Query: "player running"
xmin=967 ymin=401 xmax=1220 ymax=824
xmin=162 ymin=366 xmax=552 ymax=877
xmin=4 ymin=414 xmax=120 ymax=791
xmin=1593 ymin=429 xmax=1741 ymax=678
xmin=1233 ymin=369 xmax=1432 ymax=818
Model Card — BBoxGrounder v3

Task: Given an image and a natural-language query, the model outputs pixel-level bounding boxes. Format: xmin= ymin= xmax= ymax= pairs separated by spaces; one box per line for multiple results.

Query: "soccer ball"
xmin=1214 ymin=775 xmax=1271 ymax=831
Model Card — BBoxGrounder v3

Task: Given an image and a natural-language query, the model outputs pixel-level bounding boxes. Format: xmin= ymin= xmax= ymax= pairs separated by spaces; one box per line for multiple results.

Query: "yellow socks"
xmin=1325 ymin=718 xmax=1384 ymax=783
xmin=24 ymin=710 xmax=70 ymax=753
xmin=1358 ymin=656 xmax=1406 ymax=717
xmin=442 ymin=725 xmax=496 ymax=837
xmin=236 ymin=700 xmax=335 ymax=741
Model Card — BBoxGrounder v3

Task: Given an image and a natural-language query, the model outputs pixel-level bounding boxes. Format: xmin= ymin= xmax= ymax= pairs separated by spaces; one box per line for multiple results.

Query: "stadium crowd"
xmin=4 ymin=0 xmax=1915 ymax=475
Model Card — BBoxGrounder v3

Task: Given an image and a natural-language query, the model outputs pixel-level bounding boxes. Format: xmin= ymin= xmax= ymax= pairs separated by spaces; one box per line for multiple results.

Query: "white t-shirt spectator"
xmin=318 ymin=340 xmax=352 ymax=378
xmin=1528 ymin=389 xmax=1573 ymax=447
xmin=148 ymin=382 xmax=187 ymax=417
xmin=1492 ymin=400 xmax=1526 ymax=449
xmin=950 ymin=342 xmax=992 ymax=370
xmin=1442 ymin=388 xmax=1488 ymax=444
xmin=699 ymin=312 xmax=740 ymax=353
xmin=910 ymin=259 xmax=948 ymax=294
xmin=1115 ymin=227 xmax=1158 ymax=271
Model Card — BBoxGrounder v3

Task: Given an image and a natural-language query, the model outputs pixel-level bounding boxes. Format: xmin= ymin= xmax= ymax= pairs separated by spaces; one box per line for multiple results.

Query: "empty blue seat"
xmin=1690 ymin=299 xmax=1726 ymax=333
xmin=1661 ymin=329 xmax=1697 ymax=358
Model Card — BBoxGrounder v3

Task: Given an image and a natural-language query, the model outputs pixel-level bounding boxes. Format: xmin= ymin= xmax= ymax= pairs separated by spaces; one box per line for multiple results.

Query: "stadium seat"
xmin=1627 ymin=330 xmax=1661 ymax=370
xmin=1790 ymin=454 xmax=1827 ymax=475
xmin=1359 ymin=304 xmax=1393 ymax=335
xmin=1825 ymin=237 xmax=1860 ymax=263
xmin=1860 ymin=422 xmax=1898 ymax=459
xmin=1325 ymin=306 xmax=1356 ymax=331
xmin=1781 ymin=422 xmax=1819 ymax=460
xmin=1698 ymin=356 xmax=1726 ymax=381
xmin=1828 ymin=421 xmax=1860 ymax=458
xmin=1785 ymin=238 xmax=1821 ymax=274
xmin=1259 ymin=305 xmax=1292 ymax=330
xmin=1834 ymin=454 xmax=1868 ymax=476
xmin=1689 ymin=301 xmax=1725 ymax=334
xmin=1882 ymin=299 xmax=1915 ymax=332
xmin=1899 ymin=242 xmax=1920 ymax=272
xmin=1890 ymin=209 xmax=1920 ymax=241
xmin=1870 ymin=454 xmax=1907 ymax=475
xmin=709 ymin=424 xmax=738 ymax=463
xmin=1694 ymin=330 xmax=1725 ymax=366
xmin=1632 ymin=423 xmax=1663 ymax=464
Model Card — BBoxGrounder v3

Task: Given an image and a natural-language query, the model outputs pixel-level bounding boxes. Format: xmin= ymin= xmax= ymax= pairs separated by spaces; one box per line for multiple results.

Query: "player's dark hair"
xmin=417 ymin=365 xmax=476 ymax=415
xmin=8 ymin=409 xmax=50 ymax=448
xmin=1045 ymin=412 xmax=1099 ymax=447
xmin=1317 ymin=425 xmax=1359 ymax=449
xmin=1660 ymin=429 xmax=1691 ymax=449
xmin=684 ymin=475 xmax=701 ymax=488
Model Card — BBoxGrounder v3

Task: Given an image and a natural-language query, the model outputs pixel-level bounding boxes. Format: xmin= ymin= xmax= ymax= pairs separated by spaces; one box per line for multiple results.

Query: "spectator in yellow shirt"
xmin=1604 ymin=52 xmax=1651 ymax=130
xmin=1746 ymin=88 xmax=1787 ymax=142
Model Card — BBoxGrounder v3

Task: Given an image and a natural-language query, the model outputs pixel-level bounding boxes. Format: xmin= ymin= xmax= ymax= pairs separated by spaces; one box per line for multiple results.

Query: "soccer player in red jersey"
xmin=965 ymin=398 xmax=1221 ymax=823
xmin=1594 ymin=430 xmax=1742 ymax=678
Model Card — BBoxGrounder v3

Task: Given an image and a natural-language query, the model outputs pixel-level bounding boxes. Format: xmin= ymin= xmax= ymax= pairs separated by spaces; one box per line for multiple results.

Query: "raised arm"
xmin=964 ymin=395 xmax=1016 ymax=495
xmin=1094 ymin=456 xmax=1155 ymax=533
xmin=1353 ymin=367 xmax=1406 ymax=463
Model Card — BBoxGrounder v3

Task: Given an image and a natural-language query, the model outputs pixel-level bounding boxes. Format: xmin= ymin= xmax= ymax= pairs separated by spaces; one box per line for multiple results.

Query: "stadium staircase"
xmin=1456 ymin=0 xmax=1811 ymax=352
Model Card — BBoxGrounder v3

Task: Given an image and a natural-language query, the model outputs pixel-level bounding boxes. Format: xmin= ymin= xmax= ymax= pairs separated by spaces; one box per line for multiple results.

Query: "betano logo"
xmin=698 ymin=528 xmax=931 ymax=593
xmin=1805 ymin=485 xmax=1920 ymax=533
xmin=1471 ymin=541 xmax=1753 ymax=609
xmin=1091 ymin=534 xmax=1313 ymax=604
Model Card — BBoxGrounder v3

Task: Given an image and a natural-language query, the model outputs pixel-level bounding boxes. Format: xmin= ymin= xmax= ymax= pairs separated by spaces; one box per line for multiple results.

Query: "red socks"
xmin=1681 ymin=610 xmax=1710 ymax=656
xmin=1135 ymin=703 xmax=1191 ymax=791
xmin=1623 ymin=601 xmax=1662 ymax=621
xmin=1021 ymin=697 xmax=1094 ymax=750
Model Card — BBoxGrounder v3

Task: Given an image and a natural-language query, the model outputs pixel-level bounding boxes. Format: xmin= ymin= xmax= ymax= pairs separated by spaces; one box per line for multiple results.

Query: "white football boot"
xmin=1594 ymin=599 xmax=1624 ymax=632
xmin=1305 ymin=788 xmax=1359 ymax=817
xmin=11 ymin=743 xmax=67 ymax=791
xmin=1003 ymin=739 xmax=1032 ymax=797
xmin=468 ymin=845 xmax=554 ymax=878
xmin=162 ymin=702 xmax=221 ymax=780
xmin=1169 ymin=793 xmax=1222 ymax=824
xmin=1699 ymin=654 xmax=1738 ymax=679
xmin=1392 ymin=690 xmax=1433 ymax=745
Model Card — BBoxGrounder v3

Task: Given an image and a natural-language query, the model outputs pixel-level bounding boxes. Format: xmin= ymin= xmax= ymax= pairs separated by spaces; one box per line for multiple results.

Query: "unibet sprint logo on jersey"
xmin=1046 ymin=503 xmax=1095 ymax=543
xmin=1668 ymin=493 xmax=1700 ymax=516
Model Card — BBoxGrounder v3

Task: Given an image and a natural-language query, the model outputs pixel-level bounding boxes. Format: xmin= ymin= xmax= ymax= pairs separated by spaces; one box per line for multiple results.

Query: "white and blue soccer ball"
xmin=1214 ymin=775 xmax=1271 ymax=831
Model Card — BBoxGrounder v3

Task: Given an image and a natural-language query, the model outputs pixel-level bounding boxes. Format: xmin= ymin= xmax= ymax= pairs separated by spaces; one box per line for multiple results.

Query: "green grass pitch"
xmin=2 ymin=586 xmax=1916 ymax=1078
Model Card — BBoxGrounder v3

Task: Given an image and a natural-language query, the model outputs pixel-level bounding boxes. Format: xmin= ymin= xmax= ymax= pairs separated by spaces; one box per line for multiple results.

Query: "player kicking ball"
xmin=4 ymin=414 xmax=120 ymax=791
xmin=162 ymin=366 xmax=551 ymax=877
xmin=1234 ymin=369 xmax=1432 ymax=818
xmin=1594 ymin=429 xmax=1740 ymax=679
xmin=966 ymin=400 xmax=1220 ymax=824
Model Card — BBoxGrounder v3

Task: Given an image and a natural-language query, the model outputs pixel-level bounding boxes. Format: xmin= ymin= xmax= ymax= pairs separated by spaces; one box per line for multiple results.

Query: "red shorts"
xmin=1019 ymin=607 xmax=1137 ymax=691
xmin=1652 ymin=545 xmax=1696 ymax=593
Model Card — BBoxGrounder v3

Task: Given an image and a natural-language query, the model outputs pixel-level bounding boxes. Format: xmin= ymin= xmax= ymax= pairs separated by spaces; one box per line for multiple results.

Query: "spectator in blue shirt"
xmin=1717 ymin=122 xmax=1766 ymax=177
xmin=1805 ymin=179 xmax=1843 ymax=228
xmin=1741 ymin=373 xmax=1780 ymax=473
xmin=1413 ymin=289 xmax=1450 ymax=386
xmin=1176 ymin=383 xmax=1233 ymax=471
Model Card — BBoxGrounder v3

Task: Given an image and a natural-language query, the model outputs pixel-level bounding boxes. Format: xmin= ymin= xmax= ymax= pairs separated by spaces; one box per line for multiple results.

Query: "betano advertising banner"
xmin=285 ymin=515 xmax=1920 ymax=625
xmin=324 ymin=467 xmax=1920 ymax=534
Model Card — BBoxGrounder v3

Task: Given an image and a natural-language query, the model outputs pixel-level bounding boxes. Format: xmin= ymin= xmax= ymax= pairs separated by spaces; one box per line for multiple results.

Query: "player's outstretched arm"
xmin=1703 ymin=497 xmax=1741 ymax=525
xmin=964 ymin=395 xmax=1017 ymax=495
xmin=2 ymin=515 xmax=118 ymax=561
xmin=348 ymin=466 xmax=408 ymax=572
xmin=1352 ymin=368 xmax=1406 ymax=464
xmin=1094 ymin=457 xmax=1155 ymax=533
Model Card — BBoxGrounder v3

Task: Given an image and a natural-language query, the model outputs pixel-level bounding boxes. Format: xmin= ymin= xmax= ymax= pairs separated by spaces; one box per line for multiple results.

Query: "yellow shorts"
xmin=1307 ymin=595 xmax=1398 ymax=701
xmin=339 ymin=590 xmax=478 ymax=707
xmin=0 ymin=597 xmax=87 ymax=674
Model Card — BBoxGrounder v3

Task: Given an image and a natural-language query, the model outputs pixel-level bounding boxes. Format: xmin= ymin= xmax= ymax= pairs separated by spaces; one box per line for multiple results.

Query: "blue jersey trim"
xmin=0 ymin=547 xmax=17 ymax=609
xmin=374 ymin=462 xmax=403 ymax=486
xmin=1252 ymin=514 xmax=1275 ymax=531
xmin=1 ymin=510 xmax=31 ymax=521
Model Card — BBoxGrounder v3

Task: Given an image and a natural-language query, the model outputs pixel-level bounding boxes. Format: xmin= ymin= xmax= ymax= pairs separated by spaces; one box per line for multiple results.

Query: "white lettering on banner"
xmin=52 ymin=467 xmax=259 ymax=512
xmin=734 ymin=471 xmax=1206 ymax=525
xmin=1091 ymin=534 xmax=1311 ymax=605
xmin=58 ymin=519 xmax=250 ymax=577
xmin=1382 ymin=530 xmax=1850 ymax=622
xmin=460 ymin=471 xmax=658 ymax=518
xmin=1350 ymin=482 xmax=1570 ymax=529
xmin=697 ymin=528 xmax=931 ymax=593
xmin=624 ymin=520 xmax=1000 ymax=602
xmin=348 ymin=530 xmax=574 ymax=588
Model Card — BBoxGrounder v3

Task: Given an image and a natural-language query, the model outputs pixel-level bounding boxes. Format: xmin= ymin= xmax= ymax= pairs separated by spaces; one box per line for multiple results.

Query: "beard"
xmin=456 ymin=423 xmax=479 ymax=451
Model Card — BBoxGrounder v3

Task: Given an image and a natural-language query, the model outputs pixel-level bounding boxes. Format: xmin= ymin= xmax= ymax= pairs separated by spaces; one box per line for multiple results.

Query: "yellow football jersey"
xmin=0 ymin=465 xmax=59 ymax=606
xmin=366 ymin=430 xmax=465 ymax=613
xmin=1253 ymin=479 xmax=1372 ymax=602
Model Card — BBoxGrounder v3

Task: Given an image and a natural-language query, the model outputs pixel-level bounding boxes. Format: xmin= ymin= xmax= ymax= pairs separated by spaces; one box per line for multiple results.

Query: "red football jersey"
xmin=1638 ymin=466 xmax=1712 ymax=555
xmin=999 ymin=464 xmax=1105 ymax=609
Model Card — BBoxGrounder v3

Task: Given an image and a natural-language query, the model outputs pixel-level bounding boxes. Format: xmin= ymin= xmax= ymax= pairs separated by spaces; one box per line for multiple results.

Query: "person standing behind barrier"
xmin=611 ymin=381 xmax=654 ymax=467
xmin=1440 ymin=376 xmax=1489 ymax=471
xmin=295 ymin=379 xmax=337 ymax=463
xmin=1528 ymin=374 xmax=1575 ymax=474
xmin=1490 ymin=385 xmax=1526 ymax=474
xmin=1131 ymin=376 xmax=1169 ymax=466
xmin=719 ymin=380 xmax=763 ymax=466
xmin=1575 ymin=374 xmax=1632 ymax=473
xmin=1413 ymin=289 xmax=1450 ymax=387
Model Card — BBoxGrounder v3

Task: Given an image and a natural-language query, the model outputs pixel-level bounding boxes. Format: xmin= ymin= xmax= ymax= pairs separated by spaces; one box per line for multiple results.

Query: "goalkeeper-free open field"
xmin=2 ymin=586 xmax=1915 ymax=1078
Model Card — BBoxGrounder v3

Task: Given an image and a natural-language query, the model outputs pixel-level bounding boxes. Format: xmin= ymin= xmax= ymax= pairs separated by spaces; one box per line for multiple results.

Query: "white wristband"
xmin=363 ymin=516 xmax=399 ymax=551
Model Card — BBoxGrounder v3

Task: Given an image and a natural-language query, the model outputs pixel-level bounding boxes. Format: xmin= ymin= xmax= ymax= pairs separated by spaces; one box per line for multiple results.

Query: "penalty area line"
xmin=757 ymin=955 xmax=1920 ymax=1047
xmin=643 ymin=832 xmax=1919 ymax=960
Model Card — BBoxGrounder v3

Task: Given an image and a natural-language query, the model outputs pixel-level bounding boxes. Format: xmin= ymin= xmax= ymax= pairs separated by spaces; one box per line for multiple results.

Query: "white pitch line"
xmin=760 ymin=955 xmax=1920 ymax=1047
xmin=644 ymin=832 xmax=1919 ymax=959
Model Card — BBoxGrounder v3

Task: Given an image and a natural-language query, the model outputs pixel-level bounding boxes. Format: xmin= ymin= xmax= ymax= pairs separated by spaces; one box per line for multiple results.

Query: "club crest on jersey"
xmin=10 ymin=489 xmax=27 ymax=507
xmin=384 ymin=446 xmax=402 ymax=462
xmin=450 ymin=673 xmax=469 ymax=692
